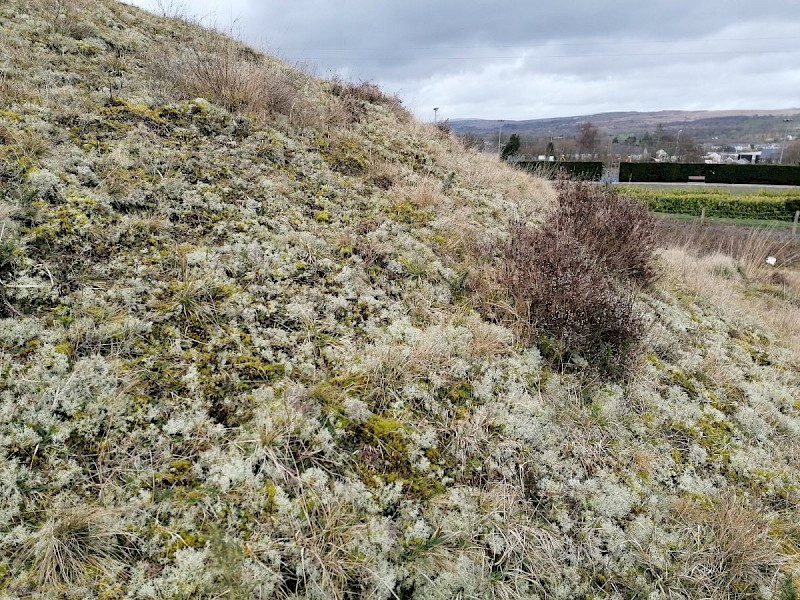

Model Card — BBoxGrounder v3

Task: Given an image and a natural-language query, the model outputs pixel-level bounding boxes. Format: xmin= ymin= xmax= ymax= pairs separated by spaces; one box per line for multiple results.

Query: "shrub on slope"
xmin=501 ymin=182 xmax=656 ymax=376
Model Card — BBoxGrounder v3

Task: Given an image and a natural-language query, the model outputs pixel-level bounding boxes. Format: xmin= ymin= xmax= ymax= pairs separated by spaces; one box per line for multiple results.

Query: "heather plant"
xmin=503 ymin=222 xmax=641 ymax=374
xmin=501 ymin=182 xmax=655 ymax=376
xmin=553 ymin=180 xmax=658 ymax=285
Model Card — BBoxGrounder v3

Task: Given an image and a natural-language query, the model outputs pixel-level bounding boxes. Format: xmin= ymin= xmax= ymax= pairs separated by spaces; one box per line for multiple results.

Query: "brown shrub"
xmin=554 ymin=180 xmax=658 ymax=285
xmin=503 ymin=222 xmax=642 ymax=375
xmin=499 ymin=182 xmax=656 ymax=376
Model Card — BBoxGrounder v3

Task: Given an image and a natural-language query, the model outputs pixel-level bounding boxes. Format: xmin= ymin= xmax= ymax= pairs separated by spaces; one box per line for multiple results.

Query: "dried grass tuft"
xmin=672 ymin=495 xmax=786 ymax=599
xmin=657 ymin=220 xmax=800 ymax=360
xmin=148 ymin=27 xmax=315 ymax=124
xmin=21 ymin=507 xmax=134 ymax=589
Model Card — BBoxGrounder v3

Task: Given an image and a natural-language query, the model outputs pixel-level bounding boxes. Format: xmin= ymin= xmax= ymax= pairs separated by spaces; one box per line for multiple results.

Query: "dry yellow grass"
xmin=20 ymin=507 xmax=131 ymax=589
xmin=660 ymin=246 xmax=800 ymax=359
xmin=671 ymin=495 xmax=785 ymax=599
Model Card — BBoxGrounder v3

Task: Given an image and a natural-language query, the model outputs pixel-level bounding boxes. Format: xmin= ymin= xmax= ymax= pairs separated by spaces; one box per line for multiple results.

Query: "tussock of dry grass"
xmin=671 ymin=496 xmax=785 ymax=598
xmin=658 ymin=221 xmax=800 ymax=359
xmin=150 ymin=30 xmax=313 ymax=122
xmin=20 ymin=507 xmax=132 ymax=589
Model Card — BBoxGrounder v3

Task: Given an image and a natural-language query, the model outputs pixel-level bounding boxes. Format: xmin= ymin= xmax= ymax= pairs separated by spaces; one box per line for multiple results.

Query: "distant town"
xmin=447 ymin=109 xmax=800 ymax=166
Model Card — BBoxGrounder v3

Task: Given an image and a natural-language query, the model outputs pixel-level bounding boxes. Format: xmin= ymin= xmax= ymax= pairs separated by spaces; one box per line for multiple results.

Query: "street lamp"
xmin=433 ymin=107 xmax=439 ymax=125
xmin=779 ymin=118 xmax=793 ymax=165
xmin=498 ymin=120 xmax=505 ymax=154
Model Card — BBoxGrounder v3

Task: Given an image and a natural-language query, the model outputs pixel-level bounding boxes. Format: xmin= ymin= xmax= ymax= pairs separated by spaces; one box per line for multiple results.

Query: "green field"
xmin=617 ymin=184 xmax=800 ymax=222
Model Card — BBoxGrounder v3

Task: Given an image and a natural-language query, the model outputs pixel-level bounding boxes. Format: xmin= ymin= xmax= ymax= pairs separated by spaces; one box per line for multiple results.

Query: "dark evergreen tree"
xmin=501 ymin=133 xmax=521 ymax=160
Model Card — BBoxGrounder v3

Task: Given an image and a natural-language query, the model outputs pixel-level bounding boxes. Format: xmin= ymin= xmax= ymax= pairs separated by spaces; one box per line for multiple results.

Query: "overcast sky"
xmin=125 ymin=0 xmax=800 ymax=122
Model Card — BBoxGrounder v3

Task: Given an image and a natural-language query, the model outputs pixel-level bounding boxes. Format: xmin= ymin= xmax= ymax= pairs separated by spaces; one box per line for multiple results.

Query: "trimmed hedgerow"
xmin=620 ymin=186 xmax=800 ymax=221
xmin=620 ymin=162 xmax=800 ymax=186
xmin=516 ymin=160 xmax=604 ymax=181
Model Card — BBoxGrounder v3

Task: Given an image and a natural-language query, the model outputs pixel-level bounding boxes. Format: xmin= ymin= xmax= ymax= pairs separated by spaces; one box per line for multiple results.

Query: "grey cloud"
xmin=126 ymin=0 xmax=800 ymax=119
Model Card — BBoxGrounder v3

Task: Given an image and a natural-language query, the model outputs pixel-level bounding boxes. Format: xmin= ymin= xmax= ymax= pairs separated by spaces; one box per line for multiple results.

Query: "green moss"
xmin=317 ymin=133 xmax=368 ymax=176
xmin=666 ymin=367 xmax=701 ymax=398
xmin=53 ymin=341 xmax=73 ymax=356
xmin=437 ymin=380 xmax=473 ymax=405
xmin=17 ymin=337 xmax=42 ymax=357
xmin=164 ymin=529 xmax=208 ymax=558
xmin=155 ymin=459 xmax=197 ymax=488
xmin=310 ymin=374 xmax=368 ymax=408
xmin=364 ymin=414 xmax=403 ymax=438
xmin=386 ymin=200 xmax=433 ymax=225
xmin=397 ymin=255 xmax=428 ymax=278
xmin=696 ymin=415 xmax=734 ymax=460
xmin=708 ymin=387 xmax=742 ymax=415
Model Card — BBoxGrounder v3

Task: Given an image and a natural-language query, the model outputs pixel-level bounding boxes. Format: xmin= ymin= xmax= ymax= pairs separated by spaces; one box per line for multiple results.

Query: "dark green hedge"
xmin=643 ymin=195 xmax=800 ymax=221
xmin=619 ymin=162 xmax=800 ymax=185
xmin=516 ymin=161 xmax=604 ymax=181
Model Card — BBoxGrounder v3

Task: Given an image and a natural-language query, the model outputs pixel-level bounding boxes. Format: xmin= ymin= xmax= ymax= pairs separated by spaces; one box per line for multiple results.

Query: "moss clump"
xmin=155 ymin=459 xmax=197 ymax=488
xmin=386 ymin=200 xmax=433 ymax=226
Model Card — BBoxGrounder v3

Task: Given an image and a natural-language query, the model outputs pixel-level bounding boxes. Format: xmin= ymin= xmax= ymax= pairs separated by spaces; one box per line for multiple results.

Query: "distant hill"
xmin=450 ymin=109 xmax=800 ymax=144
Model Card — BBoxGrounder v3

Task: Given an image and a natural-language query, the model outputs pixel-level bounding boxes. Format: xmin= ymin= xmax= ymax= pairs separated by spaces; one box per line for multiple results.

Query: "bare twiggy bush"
xmin=557 ymin=181 xmax=658 ymax=284
xmin=503 ymin=223 xmax=641 ymax=374
xmin=500 ymin=182 xmax=655 ymax=375
xmin=20 ymin=507 xmax=134 ymax=589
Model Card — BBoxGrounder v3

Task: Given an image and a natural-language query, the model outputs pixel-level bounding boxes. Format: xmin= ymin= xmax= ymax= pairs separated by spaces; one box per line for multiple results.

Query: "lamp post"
xmin=498 ymin=120 xmax=505 ymax=154
xmin=779 ymin=118 xmax=793 ymax=165
xmin=433 ymin=107 xmax=439 ymax=125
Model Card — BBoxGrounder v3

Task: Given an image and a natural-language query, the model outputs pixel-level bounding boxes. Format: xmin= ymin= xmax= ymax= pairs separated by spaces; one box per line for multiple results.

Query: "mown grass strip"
xmin=619 ymin=185 xmax=800 ymax=221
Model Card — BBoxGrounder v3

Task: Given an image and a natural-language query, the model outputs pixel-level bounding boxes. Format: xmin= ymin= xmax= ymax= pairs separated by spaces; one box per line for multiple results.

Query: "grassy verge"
xmin=618 ymin=184 xmax=800 ymax=222
xmin=655 ymin=212 xmax=797 ymax=229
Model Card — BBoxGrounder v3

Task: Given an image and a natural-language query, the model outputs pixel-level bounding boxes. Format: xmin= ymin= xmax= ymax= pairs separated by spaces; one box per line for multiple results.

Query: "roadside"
xmin=616 ymin=181 xmax=800 ymax=194
xmin=654 ymin=212 xmax=797 ymax=230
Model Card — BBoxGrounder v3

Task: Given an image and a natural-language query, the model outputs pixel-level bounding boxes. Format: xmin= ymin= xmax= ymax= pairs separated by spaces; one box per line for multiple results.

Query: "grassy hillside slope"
xmin=1 ymin=2 xmax=800 ymax=598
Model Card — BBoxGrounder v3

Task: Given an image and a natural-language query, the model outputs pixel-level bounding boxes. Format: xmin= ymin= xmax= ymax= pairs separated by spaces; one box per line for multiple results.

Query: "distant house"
xmin=736 ymin=151 xmax=761 ymax=163
xmin=704 ymin=150 xmax=763 ymax=164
